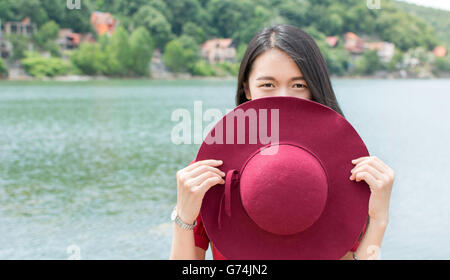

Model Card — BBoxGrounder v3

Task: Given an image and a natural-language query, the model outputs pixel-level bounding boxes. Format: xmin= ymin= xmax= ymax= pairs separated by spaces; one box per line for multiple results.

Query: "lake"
xmin=0 ymin=78 xmax=449 ymax=260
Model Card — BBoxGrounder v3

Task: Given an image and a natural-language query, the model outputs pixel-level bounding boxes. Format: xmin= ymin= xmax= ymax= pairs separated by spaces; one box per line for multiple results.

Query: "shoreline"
xmin=1 ymin=72 xmax=450 ymax=82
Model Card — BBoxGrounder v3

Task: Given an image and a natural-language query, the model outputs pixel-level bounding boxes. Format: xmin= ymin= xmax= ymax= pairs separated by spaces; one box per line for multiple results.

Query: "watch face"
xmin=171 ymin=208 xmax=177 ymax=221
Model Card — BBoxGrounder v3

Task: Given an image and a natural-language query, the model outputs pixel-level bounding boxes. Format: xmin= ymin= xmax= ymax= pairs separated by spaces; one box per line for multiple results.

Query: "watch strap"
xmin=174 ymin=214 xmax=197 ymax=230
xmin=172 ymin=206 xmax=197 ymax=230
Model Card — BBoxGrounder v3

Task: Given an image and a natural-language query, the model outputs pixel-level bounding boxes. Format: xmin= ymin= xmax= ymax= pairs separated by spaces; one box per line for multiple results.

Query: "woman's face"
xmin=244 ymin=48 xmax=312 ymax=101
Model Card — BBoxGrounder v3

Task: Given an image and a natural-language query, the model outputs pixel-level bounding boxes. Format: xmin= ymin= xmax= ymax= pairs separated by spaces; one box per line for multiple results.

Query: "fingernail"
xmin=350 ymin=169 xmax=354 ymax=173
xmin=218 ymin=160 xmax=223 ymax=164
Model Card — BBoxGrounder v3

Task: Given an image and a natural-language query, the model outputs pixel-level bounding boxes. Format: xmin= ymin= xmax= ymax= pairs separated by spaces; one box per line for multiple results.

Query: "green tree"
xmin=302 ymin=26 xmax=326 ymax=42
xmin=163 ymin=35 xmax=199 ymax=73
xmin=0 ymin=0 xmax=48 ymax=26
xmin=206 ymin=0 xmax=256 ymax=46
xmin=110 ymin=0 xmax=149 ymax=16
xmin=182 ymin=22 xmax=207 ymax=45
xmin=105 ymin=26 xmax=132 ymax=76
xmin=146 ymin=0 xmax=174 ymax=24
xmin=233 ymin=5 xmax=274 ymax=46
xmin=33 ymin=20 xmax=60 ymax=56
xmin=40 ymin=0 xmax=92 ymax=33
xmin=434 ymin=55 xmax=450 ymax=72
xmin=165 ymin=0 xmax=203 ymax=35
xmin=354 ymin=50 xmax=382 ymax=75
xmin=129 ymin=27 xmax=155 ymax=76
xmin=0 ymin=57 xmax=8 ymax=78
xmin=323 ymin=44 xmax=350 ymax=76
xmin=278 ymin=0 xmax=310 ymax=26
xmin=70 ymin=42 xmax=104 ymax=75
xmin=386 ymin=48 xmax=404 ymax=72
xmin=133 ymin=5 xmax=174 ymax=50
xmin=396 ymin=0 xmax=450 ymax=46
xmin=21 ymin=51 xmax=71 ymax=77
xmin=34 ymin=21 xmax=59 ymax=42
xmin=375 ymin=11 xmax=438 ymax=51
xmin=162 ymin=40 xmax=184 ymax=73
xmin=236 ymin=43 xmax=248 ymax=62
xmin=8 ymin=34 xmax=29 ymax=60
xmin=190 ymin=60 xmax=216 ymax=76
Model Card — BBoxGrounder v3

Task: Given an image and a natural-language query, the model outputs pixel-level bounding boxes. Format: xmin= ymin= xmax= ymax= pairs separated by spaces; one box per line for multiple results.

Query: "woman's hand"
xmin=350 ymin=156 xmax=395 ymax=225
xmin=175 ymin=159 xmax=225 ymax=225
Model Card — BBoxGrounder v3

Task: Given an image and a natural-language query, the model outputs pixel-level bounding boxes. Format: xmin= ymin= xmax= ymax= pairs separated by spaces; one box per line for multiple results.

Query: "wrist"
xmin=173 ymin=205 xmax=197 ymax=226
xmin=369 ymin=216 xmax=389 ymax=229
xmin=178 ymin=214 xmax=196 ymax=226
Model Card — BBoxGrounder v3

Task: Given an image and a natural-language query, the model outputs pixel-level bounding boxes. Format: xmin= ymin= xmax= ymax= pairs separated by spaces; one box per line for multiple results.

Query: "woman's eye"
xmin=294 ymin=84 xmax=307 ymax=88
xmin=260 ymin=83 xmax=307 ymax=88
xmin=262 ymin=83 xmax=274 ymax=88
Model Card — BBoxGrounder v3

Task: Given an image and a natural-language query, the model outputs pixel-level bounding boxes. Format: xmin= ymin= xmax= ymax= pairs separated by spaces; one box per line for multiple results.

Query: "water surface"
xmin=0 ymin=78 xmax=449 ymax=259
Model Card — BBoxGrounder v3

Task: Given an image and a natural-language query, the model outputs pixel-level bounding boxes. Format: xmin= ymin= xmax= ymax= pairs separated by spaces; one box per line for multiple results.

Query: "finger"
xmin=354 ymin=157 xmax=389 ymax=174
xmin=189 ymin=165 xmax=225 ymax=179
xmin=371 ymin=156 xmax=392 ymax=174
xmin=184 ymin=159 xmax=223 ymax=172
xmin=353 ymin=171 xmax=380 ymax=188
xmin=195 ymin=176 xmax=225 ymax=194
xmin=350 ymin=163 xmax=384 ymax=181
xmin=351 ymin=156 xmax=370 ymax=165
xmin=185 ymin=171 xmax=225 ymax=188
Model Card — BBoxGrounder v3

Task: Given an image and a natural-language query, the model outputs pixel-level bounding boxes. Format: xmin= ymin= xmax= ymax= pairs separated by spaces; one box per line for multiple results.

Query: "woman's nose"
xmin=276 ymin=87 xmax=290 ymax=97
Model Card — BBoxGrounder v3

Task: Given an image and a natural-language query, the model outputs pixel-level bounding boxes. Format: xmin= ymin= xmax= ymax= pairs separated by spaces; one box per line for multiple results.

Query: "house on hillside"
xmin=365 ymin=41 xmax=395 ymax=62
xmin=80 ymin=33 xmax=96 ymax=44
xmin=58 ymin=29 xmax=81 ymax=50
xmin=433 ymin=45 xmax=447 ymax=57
xmin=2 ymin=16 xmax=37 ymax=37
xmin=201 ymin=38 xmax=236 ymax=64
xmin=344 ymin=32 xmax=364 ymax=54
xmin=1 ymin=17 xmax=36 ymax=59
xmin=90 ymin=11 xmax=119 ymax=36
xmin=326 ymin=36 xmax=339 ymax=48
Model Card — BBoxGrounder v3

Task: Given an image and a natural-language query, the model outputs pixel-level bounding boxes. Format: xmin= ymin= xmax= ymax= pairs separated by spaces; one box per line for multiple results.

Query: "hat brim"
xmin=196 ymin=96 xmax=370 ymax=260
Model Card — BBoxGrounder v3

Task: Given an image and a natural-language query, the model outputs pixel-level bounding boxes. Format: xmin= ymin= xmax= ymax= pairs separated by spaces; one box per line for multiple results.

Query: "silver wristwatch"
xmin=170 ymin=206 xmax=197 ymax=230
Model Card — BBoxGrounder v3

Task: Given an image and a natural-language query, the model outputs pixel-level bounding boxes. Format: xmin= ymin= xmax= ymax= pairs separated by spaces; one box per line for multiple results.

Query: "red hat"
xmin=195 ymin=96 xmax=370 ymax=260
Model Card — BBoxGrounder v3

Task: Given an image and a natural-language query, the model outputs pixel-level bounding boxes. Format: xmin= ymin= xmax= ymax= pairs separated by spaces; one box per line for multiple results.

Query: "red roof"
xmin=326 ymin=36 xmax=339 ymax=47
xmin=21 ymin=17 xmax=30 ymax=25
xmin=433 ymin=46 xmax=447 ymax=57
xmin=344 ymin=32 xmax=359 ymax=40
xmin=90 ymin=11 xmax=118 ymax=36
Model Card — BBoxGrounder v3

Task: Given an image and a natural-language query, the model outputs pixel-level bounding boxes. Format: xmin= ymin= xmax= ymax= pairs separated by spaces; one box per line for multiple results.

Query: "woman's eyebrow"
xmin=256 ymin=76 xmax=305 ymax=81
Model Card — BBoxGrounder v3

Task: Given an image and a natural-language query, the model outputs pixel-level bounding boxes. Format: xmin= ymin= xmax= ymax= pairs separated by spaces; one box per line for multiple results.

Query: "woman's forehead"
xmin=250 ymin=49 xmax=303 ymax=80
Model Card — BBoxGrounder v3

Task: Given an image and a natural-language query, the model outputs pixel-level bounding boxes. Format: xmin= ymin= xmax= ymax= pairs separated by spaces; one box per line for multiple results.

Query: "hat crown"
xmin=239 ymin=143 xmax=328 ymax=235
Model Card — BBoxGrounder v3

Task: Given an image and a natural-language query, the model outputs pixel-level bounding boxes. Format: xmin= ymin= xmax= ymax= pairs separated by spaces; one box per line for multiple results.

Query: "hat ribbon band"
xmin=218 ymin=169 xmax=239 ymax=229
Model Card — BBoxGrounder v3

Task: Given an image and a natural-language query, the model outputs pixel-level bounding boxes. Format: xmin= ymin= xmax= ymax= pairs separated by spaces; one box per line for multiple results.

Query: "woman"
xmin=170 ymin=24 xmax=394 ymax=260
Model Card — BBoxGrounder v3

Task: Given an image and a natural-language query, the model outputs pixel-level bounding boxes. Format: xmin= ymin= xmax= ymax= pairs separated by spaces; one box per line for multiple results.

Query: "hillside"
xmin=395 ymin=1 xmax=450 ymax=47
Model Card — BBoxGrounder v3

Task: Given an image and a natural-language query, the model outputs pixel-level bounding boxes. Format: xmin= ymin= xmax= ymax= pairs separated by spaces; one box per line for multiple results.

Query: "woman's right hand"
xmin=175 ymin=159 xmax=225 ymax=225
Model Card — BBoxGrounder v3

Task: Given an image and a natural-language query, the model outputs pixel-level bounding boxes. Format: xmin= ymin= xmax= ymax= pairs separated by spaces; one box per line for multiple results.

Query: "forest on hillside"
xmin=0 ymin=0 xmax=449 ymax=78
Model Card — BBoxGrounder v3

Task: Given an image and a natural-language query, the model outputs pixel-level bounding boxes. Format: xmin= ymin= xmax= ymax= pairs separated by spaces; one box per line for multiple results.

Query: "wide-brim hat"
xmin=195 ymin=96 xmax=370 ymax=260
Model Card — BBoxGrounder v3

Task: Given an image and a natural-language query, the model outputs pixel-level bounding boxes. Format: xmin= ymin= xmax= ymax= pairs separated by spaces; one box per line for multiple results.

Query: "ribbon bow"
xmin=218 ymin=169 xmax=239 ymax=229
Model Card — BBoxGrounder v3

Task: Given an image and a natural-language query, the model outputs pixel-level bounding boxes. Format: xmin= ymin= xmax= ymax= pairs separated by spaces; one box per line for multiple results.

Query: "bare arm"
xmin=343 ymin=155 xmax=394 ymax=260
xmin=169 ymin=221 xmax=206 ymax=260
xmin=353 ymin=218 xmax=387 ymax=259
xmin=169 ymin=159 xmax=225 ymax=260
xmin=340 ymin=218 xmax=387 ymax=260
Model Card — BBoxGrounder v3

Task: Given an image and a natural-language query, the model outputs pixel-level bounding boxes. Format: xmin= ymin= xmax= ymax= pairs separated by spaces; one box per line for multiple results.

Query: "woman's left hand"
xmin=350 ymin=156 xmax=395 ymax=225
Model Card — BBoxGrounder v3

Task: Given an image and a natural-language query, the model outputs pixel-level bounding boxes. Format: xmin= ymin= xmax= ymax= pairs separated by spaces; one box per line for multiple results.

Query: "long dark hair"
xmin=236 ymin=24 xmax=344 ymax=117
